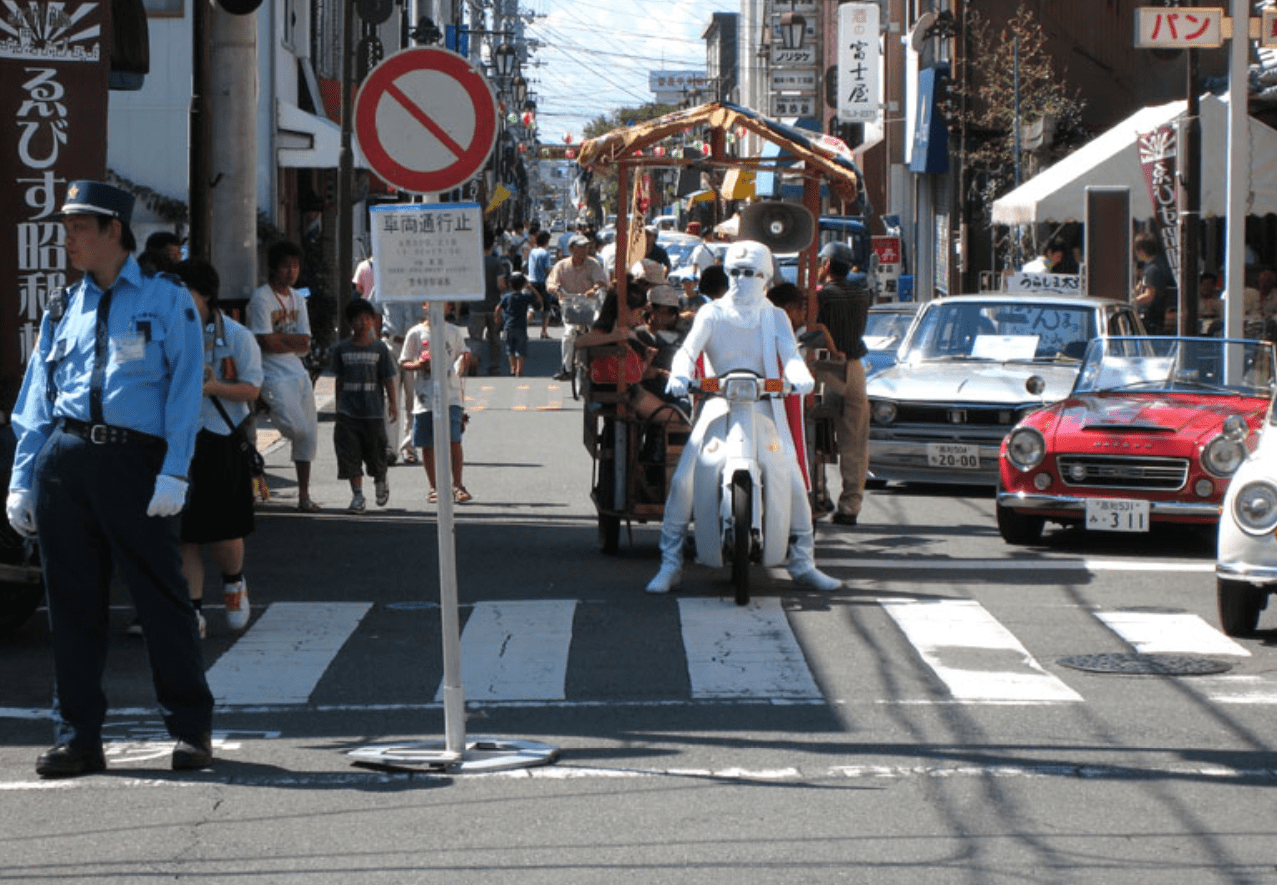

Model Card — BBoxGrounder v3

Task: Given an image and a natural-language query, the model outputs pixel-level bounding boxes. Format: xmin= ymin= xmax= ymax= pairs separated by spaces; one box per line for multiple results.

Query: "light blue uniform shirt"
xmin=198 ymin=313 xmax=264 ymax=434
xmin=10 ymin=256 xmax=204 ymax=490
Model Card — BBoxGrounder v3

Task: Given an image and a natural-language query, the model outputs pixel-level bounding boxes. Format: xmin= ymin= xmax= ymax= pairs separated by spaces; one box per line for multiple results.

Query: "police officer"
xmin=6 ymin=181 xmax=214 ymax=777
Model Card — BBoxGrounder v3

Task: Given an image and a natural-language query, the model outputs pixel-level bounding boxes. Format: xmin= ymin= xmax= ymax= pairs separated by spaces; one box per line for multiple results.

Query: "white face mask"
xmin=726 ymin=268 xmax=768 ymax=309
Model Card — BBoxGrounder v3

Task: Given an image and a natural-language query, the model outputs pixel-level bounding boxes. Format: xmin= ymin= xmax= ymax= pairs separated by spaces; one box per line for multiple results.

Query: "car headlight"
xmin=1005 ymin=427 xmax=1046 ymax=471
xmin=1201 ymin=433 xmax=1247 ymax=478
xmin=1233 ymin=480 xmax=1277 ymax=535
xmin=871 ymin=400 xmax=897 ymax=425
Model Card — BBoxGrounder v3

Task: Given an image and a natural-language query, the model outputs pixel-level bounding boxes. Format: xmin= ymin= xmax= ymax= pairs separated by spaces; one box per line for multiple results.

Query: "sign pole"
xmin=429 ymin=299 xmax=466 ymax=755
xmin=1224 ymin=0 xmax=1248 ymax=342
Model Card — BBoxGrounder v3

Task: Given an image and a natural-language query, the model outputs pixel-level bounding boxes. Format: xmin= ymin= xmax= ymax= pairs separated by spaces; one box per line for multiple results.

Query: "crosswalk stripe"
xmin=879 ymin=598 xmax=1083 ymax=703
xmin=206 ymin=602 xmax=371 ymax=705
xmin=1095 ymin=610 xmax=1251 ymax=657
xmin=678 ymin=598 xmax=822 ymax=700
xmin=819 ymin=557 xmax=1214 ymax=574
xmin=438 ymin=600 xmax=577 ymax=702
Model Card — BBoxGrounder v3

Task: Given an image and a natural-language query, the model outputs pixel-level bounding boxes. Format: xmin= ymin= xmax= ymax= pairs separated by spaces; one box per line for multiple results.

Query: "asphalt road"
xmin=1 ymin=331 xmax=1274 ymax=885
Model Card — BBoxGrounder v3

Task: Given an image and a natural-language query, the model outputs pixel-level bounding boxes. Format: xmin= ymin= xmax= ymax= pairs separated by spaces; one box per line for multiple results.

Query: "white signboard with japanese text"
xmin=1005 ymin=272 xmax=1083 ymax=296
xmin=370 ymin=203 xmax=484 ymax=302
xmin=838 ymin=3 xmax=881 ymax=124
xmin=770 ymin=45 xmax=816 ymax=67
xmin=770 ymin=70 xmax=818 ymax=92
xmin=1134 ymin=7 xmax=1224 ymax=49
xmin=771 ymin=95 xmax=817 ymax=117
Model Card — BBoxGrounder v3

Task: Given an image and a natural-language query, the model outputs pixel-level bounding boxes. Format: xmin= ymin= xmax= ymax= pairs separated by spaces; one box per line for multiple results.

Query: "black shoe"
xmin=553 ymin=370 xmax=573 ymax=381
xmin=831 ymin=512 xmax=858 ymax=526
xmin=172 ymin=735 xmax=213 ymax=771
xmin=36 ymin=743 xmax=106 ymax=778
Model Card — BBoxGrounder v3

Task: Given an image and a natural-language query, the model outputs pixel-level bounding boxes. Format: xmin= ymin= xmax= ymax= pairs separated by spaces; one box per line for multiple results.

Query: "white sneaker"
xmin=374 ymin=478 xmax=390 ymax=507
xmin=224 ymin=580 xmax=250 ymax=631
xmin=790 ymin=566 xmax=842 ymax=592
xmin=194 ymin=609 xmax=206 ymax=639
xmin=645 ymin=565 xmax=682 ymax=594
xmin=348 ymin=491 xmax=366 ymax=514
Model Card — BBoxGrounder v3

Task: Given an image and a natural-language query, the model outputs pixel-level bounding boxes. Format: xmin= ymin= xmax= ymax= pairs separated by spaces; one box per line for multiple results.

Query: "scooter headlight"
xmin=724 ymin=378 xmax=760 ymax=402
xmin=1233 ymin=480 xmax=1277 ymax=535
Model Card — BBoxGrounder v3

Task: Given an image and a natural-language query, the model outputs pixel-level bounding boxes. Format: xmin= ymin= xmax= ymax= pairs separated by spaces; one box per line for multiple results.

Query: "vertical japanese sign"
xmin=0 ymin=2 xmax=109 ymax=402
xmin=837 ymin=2 xmax=880 ymax=124
xmin=369 ymin=203 xmax=484 ymax=303
xmin=1137 ymin=124 xmax=1181 ymax=286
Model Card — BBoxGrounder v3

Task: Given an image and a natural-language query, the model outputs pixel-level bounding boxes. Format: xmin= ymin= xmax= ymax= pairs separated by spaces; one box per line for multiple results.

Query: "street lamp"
xmin=512 ymin=74 xmax=528 ymax=108
xmin=492 ymin=42 xmax=518 ymax=79
xmin=779 ymin=12 xmax=807 ymax=50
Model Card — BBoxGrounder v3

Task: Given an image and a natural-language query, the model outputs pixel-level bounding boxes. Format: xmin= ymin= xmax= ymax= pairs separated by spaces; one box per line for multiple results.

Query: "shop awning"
xmin=991 ymin=93 xmax=1277 ymax=224
xmin=276 ymin=99 xmax=367 ymax=170
xmin=722 ymin=167 xmax=755 ymax=200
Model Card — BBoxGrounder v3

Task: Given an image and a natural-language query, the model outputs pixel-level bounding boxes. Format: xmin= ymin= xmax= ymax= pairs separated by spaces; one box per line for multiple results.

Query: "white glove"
xmin=146 ymin=475 xmax=188 ymax=517
xmin=790 ymin=376 xmax=815 ymax=397
xmin=6 ymin=489 xmax=36 ymax=538
xmin=784 ymin=358 xmax=815 ymax=397
xmin=666 ymin=373 xmax=690 ymax=399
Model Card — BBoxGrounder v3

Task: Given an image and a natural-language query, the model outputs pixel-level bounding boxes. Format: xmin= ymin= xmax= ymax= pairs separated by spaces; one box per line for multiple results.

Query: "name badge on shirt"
xmin=113 ymin=332 xmax=146 ymax=363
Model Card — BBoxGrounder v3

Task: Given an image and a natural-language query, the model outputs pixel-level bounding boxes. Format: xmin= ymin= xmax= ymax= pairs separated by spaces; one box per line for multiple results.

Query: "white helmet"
xmin=723 ymin=240 xmax=773 ymax=310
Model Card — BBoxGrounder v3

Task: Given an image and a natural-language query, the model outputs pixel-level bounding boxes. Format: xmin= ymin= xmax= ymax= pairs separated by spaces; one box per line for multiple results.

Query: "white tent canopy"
xmin=991 ymin=93 xmax=1277 ymax=225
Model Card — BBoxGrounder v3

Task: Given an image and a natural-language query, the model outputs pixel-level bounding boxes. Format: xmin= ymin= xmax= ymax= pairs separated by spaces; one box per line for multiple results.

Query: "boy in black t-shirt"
xmin=331 ymin=299 xmax=399 ymax=512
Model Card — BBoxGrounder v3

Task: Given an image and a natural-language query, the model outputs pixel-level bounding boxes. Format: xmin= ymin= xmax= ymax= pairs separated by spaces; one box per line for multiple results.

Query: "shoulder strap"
xmin=44 ymin=286 xmax=72 ymax=403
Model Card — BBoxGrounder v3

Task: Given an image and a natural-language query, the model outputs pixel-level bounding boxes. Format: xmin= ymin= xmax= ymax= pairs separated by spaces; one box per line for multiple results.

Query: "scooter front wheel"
xmin=730 ymin=470 xmax=751 ymax=606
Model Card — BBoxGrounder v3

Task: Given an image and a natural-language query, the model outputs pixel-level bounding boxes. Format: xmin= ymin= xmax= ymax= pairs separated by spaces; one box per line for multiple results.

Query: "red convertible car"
xmin=996 ymin=337 xmax=1275 ymax=544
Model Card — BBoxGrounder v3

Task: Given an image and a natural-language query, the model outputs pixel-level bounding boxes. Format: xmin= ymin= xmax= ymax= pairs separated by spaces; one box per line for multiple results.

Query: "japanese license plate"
xmin=926 ymin=443 xmax=980 ymax=470
xmin=1085 ymin=498 xmax=1150 ymax=532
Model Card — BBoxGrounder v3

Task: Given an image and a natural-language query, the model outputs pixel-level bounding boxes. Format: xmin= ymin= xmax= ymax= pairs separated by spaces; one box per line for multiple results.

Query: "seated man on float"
xmin=645 ymin=240 xmax=843 ymax=595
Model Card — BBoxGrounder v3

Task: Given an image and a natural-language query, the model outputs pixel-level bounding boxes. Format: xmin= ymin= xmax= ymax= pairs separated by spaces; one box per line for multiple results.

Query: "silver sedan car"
xmin=866 ymin=293 xmax=1145 ymax=486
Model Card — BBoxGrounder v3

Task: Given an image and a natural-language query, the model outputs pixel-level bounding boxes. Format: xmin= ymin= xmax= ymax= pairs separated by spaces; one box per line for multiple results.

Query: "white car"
xmin=866 ymin=293 xmax=1145 ymax=486
xmin=1216 ymin=402 xmax=1277 ymax=635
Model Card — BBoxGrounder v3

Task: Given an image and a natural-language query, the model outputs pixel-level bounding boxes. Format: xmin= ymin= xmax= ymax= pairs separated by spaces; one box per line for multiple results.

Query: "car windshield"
xmin=863 ymin=310 xmax=914 ymax=352
xmin=1074 ymin=337 xmax=1276 ymax=398
xmin=906 ymin=300 xmax=1096 ymax=362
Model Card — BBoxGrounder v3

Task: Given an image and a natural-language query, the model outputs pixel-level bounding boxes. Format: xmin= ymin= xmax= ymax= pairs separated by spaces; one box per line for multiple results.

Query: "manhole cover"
xmin=1057 ymin=654 xmax=1233 ymax=676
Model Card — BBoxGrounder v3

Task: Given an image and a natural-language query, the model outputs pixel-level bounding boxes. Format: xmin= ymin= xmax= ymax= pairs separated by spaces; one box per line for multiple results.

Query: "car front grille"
xmin=1055 ymin=454 xmax=1189 ymax=491
xmin=896 ymin=404 xmax=1021 ymax=426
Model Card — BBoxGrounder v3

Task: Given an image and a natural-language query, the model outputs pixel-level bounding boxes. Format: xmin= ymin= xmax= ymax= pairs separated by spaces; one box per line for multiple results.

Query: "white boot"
xmin=646 ymin=524 xmax=685 ymax=594
xmin=787 ymin=530 xmax=842 ymax=591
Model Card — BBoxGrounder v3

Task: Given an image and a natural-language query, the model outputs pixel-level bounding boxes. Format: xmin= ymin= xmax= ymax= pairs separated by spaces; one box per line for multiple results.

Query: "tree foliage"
xmin=579 ymin=102 xmax=680 ymax=216
xmin=950 ymin=3 xmax=1087 ymax=263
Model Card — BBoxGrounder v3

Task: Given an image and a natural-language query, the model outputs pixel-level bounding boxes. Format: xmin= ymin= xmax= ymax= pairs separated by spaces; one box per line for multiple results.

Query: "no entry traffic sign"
xmin=354 ymin=47 xmax=498 ymax=194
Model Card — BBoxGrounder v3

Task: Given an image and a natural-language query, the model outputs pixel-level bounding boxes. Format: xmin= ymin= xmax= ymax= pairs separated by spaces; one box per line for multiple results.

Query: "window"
xmin=142 ymin=0 xmax=183 ymax=17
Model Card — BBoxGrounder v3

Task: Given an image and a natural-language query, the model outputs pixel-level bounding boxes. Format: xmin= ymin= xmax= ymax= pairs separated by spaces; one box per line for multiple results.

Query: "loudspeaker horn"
xmin=738 ymin=201 xmax=815 ymax=254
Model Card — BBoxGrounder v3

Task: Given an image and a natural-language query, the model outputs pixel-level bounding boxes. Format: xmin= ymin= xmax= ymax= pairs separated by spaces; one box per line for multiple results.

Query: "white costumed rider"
xmin=646 ymin=240 xmax=843 ymax=594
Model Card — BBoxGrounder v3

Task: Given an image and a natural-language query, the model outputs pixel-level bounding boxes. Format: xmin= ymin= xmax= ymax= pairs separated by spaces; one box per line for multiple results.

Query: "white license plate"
xmin=926 ymin=443 xmax=980 ymax=470
xmin=1085 ymin=498 xmax=1150 ymax=533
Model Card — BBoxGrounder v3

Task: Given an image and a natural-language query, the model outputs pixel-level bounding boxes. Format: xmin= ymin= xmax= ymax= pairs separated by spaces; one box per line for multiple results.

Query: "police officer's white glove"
xmin=6 ymin=489 xmax=36 ymax=538
xmin=666 ymin=373 xmax=690 ymax=399
xmin=146 ymin=475 xmax=189 ymax=517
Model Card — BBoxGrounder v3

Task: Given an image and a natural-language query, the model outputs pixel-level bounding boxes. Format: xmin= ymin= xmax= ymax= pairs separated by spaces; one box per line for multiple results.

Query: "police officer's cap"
xmin=818 ymin=241 xmax=855 ymax=265
xmin=60 ymin=180 xmax=134 ymax=225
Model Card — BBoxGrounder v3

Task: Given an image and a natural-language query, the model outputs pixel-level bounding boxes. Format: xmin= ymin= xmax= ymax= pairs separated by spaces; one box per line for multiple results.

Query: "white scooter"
xmin=689 ymin=369 xmax=796 ymax=605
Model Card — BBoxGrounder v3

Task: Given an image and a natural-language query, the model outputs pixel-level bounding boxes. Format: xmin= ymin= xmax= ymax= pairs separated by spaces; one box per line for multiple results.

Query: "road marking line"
xmin=678 ymin=597 xmax=822 ymax=700
xmin=819 ymin=557 xmax=1214 ymax=573
xmin=438 ymin=600 xmax=576 ymax=701
xmin=879 ymin=598 xmax=1083 ymax=703
xmin=1096 ymin=610 xmax=1251 ymax=656
xmin=205 ymin=602 xmax=371 ymax=705
xmin=1197 ymin=675 xmax=1277 ymax=704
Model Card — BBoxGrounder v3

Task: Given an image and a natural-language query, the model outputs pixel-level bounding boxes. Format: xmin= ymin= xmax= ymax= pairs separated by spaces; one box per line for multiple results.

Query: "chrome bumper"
xmin=867 ymin=439 xmax=1002 ymax=486
xmin=1217 ymin=562 xmax=1277 ymax=585
xmin=996 ymin=491 xmax=1221 ymax=520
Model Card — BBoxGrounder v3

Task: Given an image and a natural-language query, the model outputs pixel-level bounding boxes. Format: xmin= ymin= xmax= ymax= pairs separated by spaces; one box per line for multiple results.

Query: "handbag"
xmin=212 ymin=396 xmax=265 ymax=477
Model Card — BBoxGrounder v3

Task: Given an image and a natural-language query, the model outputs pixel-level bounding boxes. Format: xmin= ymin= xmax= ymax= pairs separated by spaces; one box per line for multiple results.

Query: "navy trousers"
xmin=34 ymin=427 xmax=213 ymax=750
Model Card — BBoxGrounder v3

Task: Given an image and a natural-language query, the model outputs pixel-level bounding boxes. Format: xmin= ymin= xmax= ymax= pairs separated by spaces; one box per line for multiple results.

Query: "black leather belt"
xmin=57 ymin=417 xmax=164 ymax=449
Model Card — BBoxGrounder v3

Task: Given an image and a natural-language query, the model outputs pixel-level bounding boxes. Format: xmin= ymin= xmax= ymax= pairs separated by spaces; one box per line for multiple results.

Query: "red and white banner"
xmin=1136 ymin=123 xmax=1180 ymax=287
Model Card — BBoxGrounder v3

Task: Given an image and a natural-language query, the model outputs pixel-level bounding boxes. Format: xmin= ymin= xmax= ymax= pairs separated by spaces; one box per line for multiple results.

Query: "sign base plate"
xmin=348 ymin=738 xmax=559 ymax=773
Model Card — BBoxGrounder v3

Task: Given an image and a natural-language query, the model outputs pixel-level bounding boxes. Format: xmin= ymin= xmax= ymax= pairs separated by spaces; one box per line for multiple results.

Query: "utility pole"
xmin=208 ymin=5 xmax=258 ymax=306
xmin=337 ymin=0 xmax=356 ymax=335
xmin=188 ymin=0 xmax=211 ymax=260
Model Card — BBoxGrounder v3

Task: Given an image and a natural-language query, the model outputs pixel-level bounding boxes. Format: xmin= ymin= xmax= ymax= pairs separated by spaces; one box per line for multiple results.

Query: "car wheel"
xmin=1217 ymin=577 xmax=1266 ymax=637
xmin=996 ymin=503 xmax=1044 ymax=545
